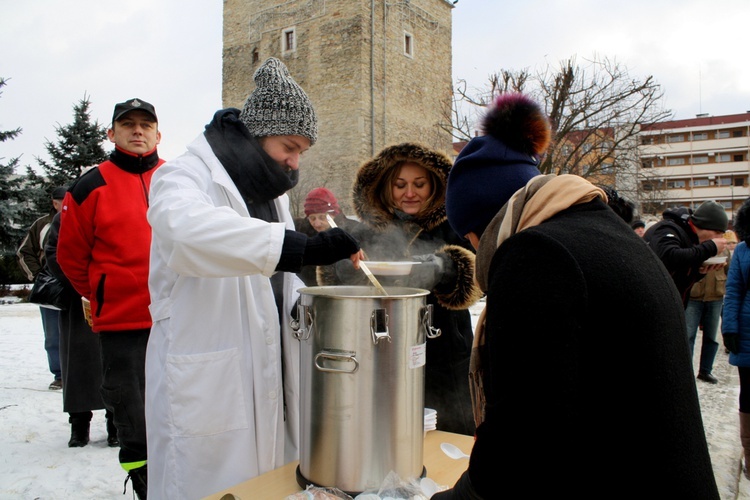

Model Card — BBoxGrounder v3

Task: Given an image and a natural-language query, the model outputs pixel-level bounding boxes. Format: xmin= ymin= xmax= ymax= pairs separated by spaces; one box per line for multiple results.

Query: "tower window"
xmin=404 ymin=32 xmax=414 ymax=58
xmin=282 ymin=27 xmax=296 ymax=53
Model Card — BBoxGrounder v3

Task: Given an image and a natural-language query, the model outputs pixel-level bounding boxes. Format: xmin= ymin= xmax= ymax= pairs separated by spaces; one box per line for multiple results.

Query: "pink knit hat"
xmin=304 ymin=187 xmax=341 ymax=216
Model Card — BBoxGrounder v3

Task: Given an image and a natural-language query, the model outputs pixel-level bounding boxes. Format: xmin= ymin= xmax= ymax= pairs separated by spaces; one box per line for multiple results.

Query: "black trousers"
xmin=99 ymin=329 xmax=148 ymax=468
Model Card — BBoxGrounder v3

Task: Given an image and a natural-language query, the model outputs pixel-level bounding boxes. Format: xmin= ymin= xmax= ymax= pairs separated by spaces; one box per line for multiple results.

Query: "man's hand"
xmin=712 ymin=237 xmax=727 ymax=254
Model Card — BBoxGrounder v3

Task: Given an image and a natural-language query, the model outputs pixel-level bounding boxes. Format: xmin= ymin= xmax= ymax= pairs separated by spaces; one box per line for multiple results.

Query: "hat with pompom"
xmin=446 ymin=93 xmax=551 ymax=238
xmin=304 ymin=187 xmax=341 ymax=216
xmin=240 ymin=57 xmax=318 ymax=145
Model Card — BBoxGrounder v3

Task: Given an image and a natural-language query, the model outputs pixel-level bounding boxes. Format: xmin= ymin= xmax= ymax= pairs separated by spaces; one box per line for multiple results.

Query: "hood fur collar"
xmin=353 ymin=143 xmax=452 ymax=232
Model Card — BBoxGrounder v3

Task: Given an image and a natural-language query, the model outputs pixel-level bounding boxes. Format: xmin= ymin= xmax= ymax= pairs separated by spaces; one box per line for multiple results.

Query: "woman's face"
xmin=307 ymin=213 xmax=331 ymax=232
xmin=391 ymin=162 xmax=431 ymax=215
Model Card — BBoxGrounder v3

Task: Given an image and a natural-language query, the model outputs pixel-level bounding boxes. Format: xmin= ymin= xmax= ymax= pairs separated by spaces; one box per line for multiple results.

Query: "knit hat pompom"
xmin=240 ymin=57 xmax=318 ymax=145
xmin=304 ymin=187 xmax=341 ymax=216
xmin=446 ymin=93 xmax=550 ymax=238
xmin=481 ymin=93 xmax=551 ymax=156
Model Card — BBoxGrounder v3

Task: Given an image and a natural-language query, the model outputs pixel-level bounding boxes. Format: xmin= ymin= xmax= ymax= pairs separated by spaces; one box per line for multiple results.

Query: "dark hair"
xmin=734 ymin=197 xmax=750 ymax=242
xmin=597 ymin=185 xmax=635 ymax=224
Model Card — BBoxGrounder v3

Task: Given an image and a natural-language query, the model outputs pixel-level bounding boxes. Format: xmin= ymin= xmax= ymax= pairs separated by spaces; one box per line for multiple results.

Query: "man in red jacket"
xmin=57 ymin=98 xmax=163 ymax=500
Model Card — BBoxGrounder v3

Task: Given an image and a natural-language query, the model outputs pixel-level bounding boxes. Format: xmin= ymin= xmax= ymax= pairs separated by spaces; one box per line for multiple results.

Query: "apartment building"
xmin=638 ymin=113 xmax=750 ymax=223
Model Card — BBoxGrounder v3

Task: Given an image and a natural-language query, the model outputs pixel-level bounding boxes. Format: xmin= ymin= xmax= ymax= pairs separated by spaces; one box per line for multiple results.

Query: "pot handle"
xmin=370 ymin=308 xmax=391 ymax=344
xmin=315 ymin=351 xmax=359 ymax=373
xmin=421 ymin=304 xmax=442 ymax=339
xmin=292 ymin=303 xmax=313 ymax=341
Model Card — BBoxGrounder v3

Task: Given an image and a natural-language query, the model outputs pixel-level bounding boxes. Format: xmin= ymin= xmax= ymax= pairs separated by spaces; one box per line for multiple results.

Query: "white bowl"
xmin=362 ymin=261 xmax=421 ymax=276
xmin=703 ymin=256 xmax=727 ymax=265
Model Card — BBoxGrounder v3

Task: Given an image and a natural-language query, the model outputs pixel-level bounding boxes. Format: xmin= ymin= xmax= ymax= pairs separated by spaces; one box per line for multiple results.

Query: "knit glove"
xmin=303 ymin=228 xmax=360 ymax=266
xmin=431 ymin=471 xmax=482 ymax=500
xmin=723 ymin=333 xmax=740 ymax=354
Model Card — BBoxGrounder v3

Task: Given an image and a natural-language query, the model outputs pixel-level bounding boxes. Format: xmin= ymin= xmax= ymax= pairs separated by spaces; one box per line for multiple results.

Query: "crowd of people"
xmin=15 ymin=57 xmax=750 ymax=499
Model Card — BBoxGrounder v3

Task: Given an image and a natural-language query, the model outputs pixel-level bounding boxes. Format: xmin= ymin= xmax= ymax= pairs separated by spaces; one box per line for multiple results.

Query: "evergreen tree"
xmin=36 ymin=94 xmax=108 ymax=190
xmin=0 ymin=77 xmax=33 ymax=285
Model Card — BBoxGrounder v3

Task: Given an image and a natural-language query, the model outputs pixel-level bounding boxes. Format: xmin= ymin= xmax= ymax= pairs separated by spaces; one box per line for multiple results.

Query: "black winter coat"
xmin=465 ymin=200 xmax=718 ymax=498
xmin=644 ymin=207 xmax=719 ymax=306
xmin=45 ymin=213 xmax=105 ymax=414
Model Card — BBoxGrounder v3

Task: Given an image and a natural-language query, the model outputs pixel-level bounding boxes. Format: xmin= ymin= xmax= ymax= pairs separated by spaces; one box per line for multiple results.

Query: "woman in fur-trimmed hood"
xmin=320 ymin=142 xmax=483 ymax=435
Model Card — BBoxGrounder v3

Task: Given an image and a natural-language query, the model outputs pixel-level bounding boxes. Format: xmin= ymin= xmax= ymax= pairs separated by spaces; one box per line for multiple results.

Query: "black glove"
xmin=431 ymin=471 xmax=482 ymax=500
xmin=303 ymin=228 xmax=360 ymax=266
xmin=723 ymin=333 xmax=740 ymax=354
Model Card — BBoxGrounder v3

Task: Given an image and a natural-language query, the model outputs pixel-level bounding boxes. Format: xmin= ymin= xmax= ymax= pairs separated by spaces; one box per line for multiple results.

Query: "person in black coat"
xmin=433 ymin=93 xmax=719 ymax=499
xmin=644 ymin=202 xmax=728 ymax=307
xmin=319 ymin=142 xmax=483 ymax=435
xmin=45 ymin=211 xmax=117 ymax=448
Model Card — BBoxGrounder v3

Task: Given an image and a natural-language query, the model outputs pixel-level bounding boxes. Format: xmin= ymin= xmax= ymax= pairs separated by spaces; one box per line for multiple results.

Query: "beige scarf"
xmin=468 ymin=174 xmax=607 ymax=427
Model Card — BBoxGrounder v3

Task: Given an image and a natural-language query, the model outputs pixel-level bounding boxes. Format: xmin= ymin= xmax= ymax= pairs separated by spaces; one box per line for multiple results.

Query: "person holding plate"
xmin=644 ymin=200 xmax=728 ymax=307
xmin=319 ymin=142 xmax=483 ymax=436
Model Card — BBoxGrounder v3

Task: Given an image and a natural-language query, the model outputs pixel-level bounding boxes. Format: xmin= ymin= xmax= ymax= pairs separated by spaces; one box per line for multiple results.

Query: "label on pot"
xmin=409 ymin=342 xmax=426 ymax=369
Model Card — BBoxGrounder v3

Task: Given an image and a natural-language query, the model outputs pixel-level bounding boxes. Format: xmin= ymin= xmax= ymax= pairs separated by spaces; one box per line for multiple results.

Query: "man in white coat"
xmin=146 ymin=57 xmax=363 ymax=499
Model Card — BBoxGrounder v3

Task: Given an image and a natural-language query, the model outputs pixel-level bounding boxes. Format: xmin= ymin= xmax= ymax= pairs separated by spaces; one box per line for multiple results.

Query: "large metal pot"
xmin=293 ymin=286 xmax=440 ymax=495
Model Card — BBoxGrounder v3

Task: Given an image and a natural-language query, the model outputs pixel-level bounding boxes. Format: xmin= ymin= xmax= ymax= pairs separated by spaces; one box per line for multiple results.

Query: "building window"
xmin=720 ymin=201 xmax=733 ymax=209
xmin=404 ymin=32 xmax=414 ymax=58
xmin=282 ymin=27 xmax=296 ymax=53
xmin=735 ymin=154 xmax=745 ymax=162
xmin=716 ymin=154 xmax=731 ymax=163
xmin=641 ymin=136 xmax=654 ymax=145
xmin=690 ymin=156 xmax=709 ymax=164
xmin=716 ymin=130 xmax=731 ymax=139
xmin=641 ymin=159 xmax=653 ymax=169
xmin=667 ymin=180 xmax=686 ymax=189
xmin=692 ymin=132 xmax=708 ymax=141
xmin=718 ymin=177 xmax=733 ymax=186
xmin=600 ymin=162 xmax=614 ymax=174
xmin=734 ymin=130 xmax=744 ymax=138
xmin=666 ymin=157 xmax=685 ymax=166
xmin=667 ymin=134 xmax=684 ymax=143
xmin=691 ymin=178 xmax=710 ymax=187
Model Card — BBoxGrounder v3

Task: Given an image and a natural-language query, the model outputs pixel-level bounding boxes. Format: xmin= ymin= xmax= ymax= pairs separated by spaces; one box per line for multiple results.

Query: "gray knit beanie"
xmin=239 ymin=57 xmax=318 ymax=145
xmin=690 ymin=200 xmax=728 ymax=232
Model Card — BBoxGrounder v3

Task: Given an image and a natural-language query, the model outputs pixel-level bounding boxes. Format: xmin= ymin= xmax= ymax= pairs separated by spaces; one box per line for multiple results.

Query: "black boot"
xmin=67 ymin=412 xmax=91 ymax=448
xmin=105 ymin=411 xmax=119 ymax=447
xmin=124 ymin=465 xmax=147 ymax=500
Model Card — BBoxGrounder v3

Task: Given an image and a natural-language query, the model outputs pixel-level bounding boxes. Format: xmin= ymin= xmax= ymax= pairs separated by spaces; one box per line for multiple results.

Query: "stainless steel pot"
xmin=293 ymin=286 xmax=440 ymax=495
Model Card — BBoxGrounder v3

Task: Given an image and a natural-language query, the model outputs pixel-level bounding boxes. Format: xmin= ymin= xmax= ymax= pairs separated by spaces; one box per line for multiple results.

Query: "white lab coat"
xmin=145 ymin=133 xmax=304 ymax=499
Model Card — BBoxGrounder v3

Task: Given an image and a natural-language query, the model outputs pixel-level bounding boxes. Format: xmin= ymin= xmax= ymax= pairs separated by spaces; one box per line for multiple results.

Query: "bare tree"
xmin=442 ymin=55 xmax=673 ymax=207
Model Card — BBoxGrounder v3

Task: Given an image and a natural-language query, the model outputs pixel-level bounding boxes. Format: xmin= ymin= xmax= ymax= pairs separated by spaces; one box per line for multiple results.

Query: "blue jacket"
xmin=723 ymin=242 xmax=750 ymax=367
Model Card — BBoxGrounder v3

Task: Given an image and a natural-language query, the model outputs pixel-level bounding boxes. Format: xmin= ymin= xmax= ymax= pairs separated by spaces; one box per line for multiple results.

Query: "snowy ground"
xmin=1 ymin=297 xmax=748 ymax=499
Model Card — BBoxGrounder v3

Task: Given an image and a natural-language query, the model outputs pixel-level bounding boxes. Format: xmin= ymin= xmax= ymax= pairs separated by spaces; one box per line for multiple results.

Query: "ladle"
xmin=440 ymin=442 xmax=470 ymax=460
xmin=326 ymin=214 xmax=388 ymax=295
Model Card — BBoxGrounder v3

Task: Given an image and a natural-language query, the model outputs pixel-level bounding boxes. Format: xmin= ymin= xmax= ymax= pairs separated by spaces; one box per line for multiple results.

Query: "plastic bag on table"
xmin=353 ymin=471 xmax=446 ymax=499
xmin=285 ymin=485 xmax=353 ymax=500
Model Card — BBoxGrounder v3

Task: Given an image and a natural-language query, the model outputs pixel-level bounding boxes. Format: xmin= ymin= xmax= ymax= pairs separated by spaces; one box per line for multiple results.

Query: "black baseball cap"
xmin=112 ymin=98 xmax=158 ymax=123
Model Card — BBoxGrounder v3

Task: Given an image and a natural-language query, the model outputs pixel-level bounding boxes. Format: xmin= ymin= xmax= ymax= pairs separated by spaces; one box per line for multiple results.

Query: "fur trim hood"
xmin=353 ymin=142 xmax=452 ymax=232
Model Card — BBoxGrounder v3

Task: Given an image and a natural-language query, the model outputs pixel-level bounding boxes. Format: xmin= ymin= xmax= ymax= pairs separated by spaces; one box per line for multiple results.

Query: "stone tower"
xmin=222 ymin=0 xmax=454 ymax=214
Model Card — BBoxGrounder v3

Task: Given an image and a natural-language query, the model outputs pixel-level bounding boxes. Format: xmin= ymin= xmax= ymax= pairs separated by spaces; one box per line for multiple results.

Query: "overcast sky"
xmin=2 ymin=0 xmax=750 ymax=170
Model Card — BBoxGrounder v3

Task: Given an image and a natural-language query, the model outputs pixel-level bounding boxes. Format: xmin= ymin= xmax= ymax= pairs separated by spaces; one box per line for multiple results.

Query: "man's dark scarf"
xmin=203 ymin=108 xmax=298 ymax=222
